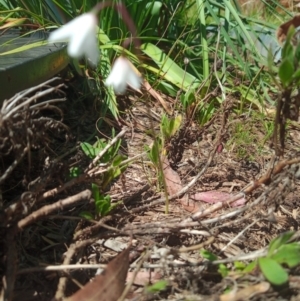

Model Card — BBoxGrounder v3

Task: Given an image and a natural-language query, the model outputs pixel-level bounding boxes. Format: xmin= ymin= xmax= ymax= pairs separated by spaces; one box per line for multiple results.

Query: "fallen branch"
xmin=17 ymin=190 xmax=91 ymax=230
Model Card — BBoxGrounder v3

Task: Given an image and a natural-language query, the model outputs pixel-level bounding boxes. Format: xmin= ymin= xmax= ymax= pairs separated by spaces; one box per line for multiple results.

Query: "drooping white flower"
xmin=105 ymin=56 xmax=142 ymax=94
xmin=48 ymin=13 xmax=99 ymax=66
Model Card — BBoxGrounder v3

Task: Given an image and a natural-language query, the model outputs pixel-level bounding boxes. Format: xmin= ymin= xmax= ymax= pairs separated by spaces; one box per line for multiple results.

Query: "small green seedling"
xmin=146 ymin=280 xmax=168 ymax=293
xmin=239 ymin=231 xmax=300 ymax=286
xmin=257 ymin=231 xmax=300 ymax=285
xmin=78 ymin=129 xmax=126 ymax=218
xmin=201 ymin=232 xmax=300 ymax=286
xmin=160 ymin=114 xmax=182 ymax=142
xmin=80 ymin=184 xmax=119 ymax=219
xmin=80 ymin=129 xmax=121 ymax=164
xmin=200 ymin=249 xmax=229 ymax=278
xmin=92 ymin=184 xmax=112 ymax=217
xmin=80 ymin=129 xmax=127 ymax=188
xmin=69 ymin=166 xmax=81 ymax=179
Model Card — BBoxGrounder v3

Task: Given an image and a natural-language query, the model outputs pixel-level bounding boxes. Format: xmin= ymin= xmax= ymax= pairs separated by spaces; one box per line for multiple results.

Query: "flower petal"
xmin=48 ymin=13 xmax=98 ymax=64
xmin=48 ymin=25 xmax=72 ymax=43
xmin=105 ymin=56 xmax=142 ymax=94
xmin=113 ymin=82 xmax=127 ymax=94
xmin=83 ymin=34 xmax=100 ymax=66
xmin=127 ymin=72 xmax=142 ymax=90
xmin=67 ymin=30 xmax=88 ymax=58
xmin=105 ymin=71 xmax=127 ymax=94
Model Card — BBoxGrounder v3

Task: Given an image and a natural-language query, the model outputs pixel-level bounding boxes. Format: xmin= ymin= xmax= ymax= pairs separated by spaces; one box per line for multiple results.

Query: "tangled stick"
xmin=17 ymin=190 xmax=91 ymax=230
xmin=181 ymin=157 xmax=300 ymax=225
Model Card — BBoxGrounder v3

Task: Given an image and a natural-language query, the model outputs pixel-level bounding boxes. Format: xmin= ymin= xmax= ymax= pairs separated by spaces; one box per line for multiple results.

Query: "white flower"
xmin=105 ymin=56 xmax=142 ymax=94
xmin=48 ymin=13 xmax=99 ymax=66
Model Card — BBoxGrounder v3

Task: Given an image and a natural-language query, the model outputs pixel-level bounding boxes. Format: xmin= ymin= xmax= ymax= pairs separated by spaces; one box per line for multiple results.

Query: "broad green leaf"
xmin=95 ymin=195 xmax=111 ymax=216
xmin=161 ymin=114 xmax=171 ymax=140
xmin=234 ymin=261 xmax=246 ymax=271
xmin=279 ymin=59 xmax=294 ymax=87
xmin=112 ymin=154 xmax=124 ymax=167
xmin=79 ymin=211 xmax=94 ymax=220
xmin=271 ymin=243 xmax=300 ymax=268
xmin=243 ymin=260 xmax=257 ymax=273
xmin=293 ymin=69 xmax=300 ymax=82
xmin=92 ymin=183 xmax=100 ymax=203
xmin=108 ymin=165 xmax=121 ymax=180
xmin=97 ymin=27 xmax=110 ymax=45
xmin=295 ymin=43 xmax=300 ymax=62
xmin=145 ymin=1 xmax=162 ymax=16
xmin=196 ymin=0 xmax=209 ymax=82
xmin=283 ymin=26 xmax=296 ymax=50
xmin=149 ymin=139 xmax=161 ymax=166
xmin=94 ymin=138 xmax=106 ymax=150
xmin=258 ymin=257 xmax=288 ymax=285
xmin=268 ymin=231 xmax=295 ymax=255
xmin=140 ymin=43 xmax=200 ymax=91
xmin=169 ymin=115 xmax=182 ymax=137
xmin=218 ymin=263 xmax=229 ymax=278
xmin=281 ymin=42 xmax=294 ymax=62
xmin=69 ymin=167 xmax=81 ymax=179
xmin=182 ymin=88 xmax=198 ymax=109
xmin=146 ymin=280 xmax=168 ymax=293
xmin=200 ymin=249 xmax=218 ymax=261
xmin=80 ymin=142 xmax=100 ymax=159
xmin=161 ymin=114 xmax=181 ymax=140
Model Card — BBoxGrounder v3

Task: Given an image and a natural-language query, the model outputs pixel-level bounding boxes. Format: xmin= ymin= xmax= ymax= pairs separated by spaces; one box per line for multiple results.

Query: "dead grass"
xmin=1 ymin=77 xmax=300 ymax=301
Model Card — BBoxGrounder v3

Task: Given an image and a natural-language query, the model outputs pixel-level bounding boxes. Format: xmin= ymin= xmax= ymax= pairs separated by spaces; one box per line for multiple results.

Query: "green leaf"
xmin=182 ymin=89 xmax=197 ymax=109
xmin=294 ymin=43 xmax=300 ymax=62
xmin=243 ymin=260 xmax=257 ymax=273
xmin=234 ymin=261 xmax=246 ymax=271
xmin=146 ymin=280 xmax=168 ymax=293
xmin=80 ymin=142 xmax=100 ymax=159
xmin=258 ymin=257 xmax=288 ymax=285
xmin=145 ymin=1 xmax=162 ymax=16
xmin=279 ymin=58 xmax=294 ymax=87
xmin=140 ymin=43 xmax=200 ymax=91
xmin=293 ymin=69 xmax=300 ymax=81
xmin=268 ymin=231 xmax=295 ymax=256
xmin=112 ymin=154 xmax=124 ymax=168
xmin=0 ymin=40 xmax=47 ymax=55
xmin=271 ymin=243 xmax=300 ymax=268
xmin=160 ymin=114 xmax=182 ymax=141
xmin=79 ymin=211 xmax=94 ymax=220
xmin=95 ymin=194 xmax=111 ymax=216
xmin=97 ymin=27 xmax=110 ymax=45
xmin=218 ymin=263 xmax=229 ymax=278
xmin=196 ymin=0 xmax=209 ymax=82
xmin=149 ymin=139 xmax=161 ymax=167
xmin=282 ymin=26 xmax=295 ymax=60
xmin=169 ymin=115 xmax=182 ymax=137
xmin=69 ymin=167 xmax=81 ymax=179
xmin=161 ymin=114 xmax=170 ymax=139
xmin=92 ymin=183 xmax=100 ymax=203
xmin=200 ymin=249 xmax=218 ymax=261
xmin=281 ymin=41 xmax=294 ymax=62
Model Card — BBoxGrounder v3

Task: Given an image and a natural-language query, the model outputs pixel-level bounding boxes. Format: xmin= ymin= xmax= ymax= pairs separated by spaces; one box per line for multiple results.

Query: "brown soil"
xmin=1 ymin=76 xmax=300 ymax=301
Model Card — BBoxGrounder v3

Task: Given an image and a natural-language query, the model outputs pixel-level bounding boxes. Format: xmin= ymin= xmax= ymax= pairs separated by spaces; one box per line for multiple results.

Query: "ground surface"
xmin=1 ymin=75 xmax=300 ymax=301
